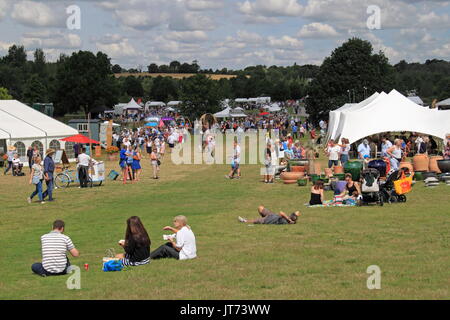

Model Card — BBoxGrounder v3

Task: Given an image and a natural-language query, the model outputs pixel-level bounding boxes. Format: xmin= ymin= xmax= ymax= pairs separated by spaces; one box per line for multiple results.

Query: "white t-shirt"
xmin=234 ymin=145 xmax=241 ymax=164
xmin=77 ymin=153 xmax=91 ymax=166
xmin=176 ymin=226 xmax=197 ymax=260
xmin=327 ymin=145 xmax=341 ymax=161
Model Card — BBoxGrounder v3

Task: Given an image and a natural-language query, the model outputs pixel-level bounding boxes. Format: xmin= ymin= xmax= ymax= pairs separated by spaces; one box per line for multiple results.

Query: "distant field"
xmin=0 ymin=144 xmax=449 ymax=300
xmin=114 ymin=73 xmax=241 ymax=80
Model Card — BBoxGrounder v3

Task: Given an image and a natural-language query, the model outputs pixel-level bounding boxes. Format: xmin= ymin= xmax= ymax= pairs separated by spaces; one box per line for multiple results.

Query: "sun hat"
xmin=45 ymin=148 xmax=56 ymax=156
xmin=8 ymin=145 xmax=16 ymax=151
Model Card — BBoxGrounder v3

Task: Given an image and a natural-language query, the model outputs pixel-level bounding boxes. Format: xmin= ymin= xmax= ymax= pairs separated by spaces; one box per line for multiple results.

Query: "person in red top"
xmin=310 ymin=128 xmax=317 ymax=145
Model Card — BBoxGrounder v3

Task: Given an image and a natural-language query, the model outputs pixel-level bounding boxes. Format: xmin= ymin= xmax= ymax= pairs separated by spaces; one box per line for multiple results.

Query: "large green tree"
xmin=23 ymin=74 xmax=47 ymax=103
xmin=54 ymin=51 xmax=118 ymax=115
xmin=179 ymin=74 xmax=221 ymax=120
xmin=123 ymin=76 xmax=144 ymax=98
xmin=306 ymin=38 xmax=395 ymax=123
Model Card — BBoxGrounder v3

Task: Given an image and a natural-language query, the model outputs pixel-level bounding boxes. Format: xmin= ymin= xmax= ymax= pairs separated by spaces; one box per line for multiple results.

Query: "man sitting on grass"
xmin=31 ymin=220 xmax=79 ymax=277
xmin=238 ymin=206 xmax=301 ymax=225
xmin=150 ymin=215 xmax=197 ymax=261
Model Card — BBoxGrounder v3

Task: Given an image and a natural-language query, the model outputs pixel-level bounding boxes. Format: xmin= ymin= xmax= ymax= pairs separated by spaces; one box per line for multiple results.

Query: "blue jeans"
xmin=30 ymin=180 xmax=43 ymax=201
xmin=328 ymin=160 xmax=339 ymax=168
xmin=42 ymin=178 xmax=54 ymax=201
xmin=4 ymin=161 xmax=12 ymax=174
xmin=31 ymin=260 xmax=69 ymax=276
xmin=340 ymin=154 xmax=349 ymax=166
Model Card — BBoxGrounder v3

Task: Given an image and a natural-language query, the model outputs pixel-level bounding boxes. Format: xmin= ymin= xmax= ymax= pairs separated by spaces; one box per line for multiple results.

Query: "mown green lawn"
xmin=0 ymin=149 xmax=449 ymax=300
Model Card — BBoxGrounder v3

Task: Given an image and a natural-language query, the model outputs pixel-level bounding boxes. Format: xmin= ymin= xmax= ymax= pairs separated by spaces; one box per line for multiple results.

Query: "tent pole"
xmin=88 ymin=112 xmax=92 ymax=157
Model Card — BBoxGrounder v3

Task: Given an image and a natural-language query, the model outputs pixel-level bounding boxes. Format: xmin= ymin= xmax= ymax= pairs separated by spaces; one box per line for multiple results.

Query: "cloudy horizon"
xmin=0 ymin=0 xmax=449 ymax=70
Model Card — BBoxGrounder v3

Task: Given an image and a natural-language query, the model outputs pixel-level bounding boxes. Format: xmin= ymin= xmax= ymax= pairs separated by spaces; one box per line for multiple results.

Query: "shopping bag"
xmin=394 ymin=176 xmax=413 ymax=195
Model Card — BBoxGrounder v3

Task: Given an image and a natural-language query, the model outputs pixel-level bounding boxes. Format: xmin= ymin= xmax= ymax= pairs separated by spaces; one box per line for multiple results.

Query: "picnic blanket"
xmin=305 ymin=200 xmax=357 ymax=208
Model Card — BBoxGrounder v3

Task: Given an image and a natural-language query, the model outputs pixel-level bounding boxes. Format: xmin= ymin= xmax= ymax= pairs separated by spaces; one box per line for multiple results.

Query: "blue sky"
xmin=0 ymin=0 xmax=449 ymax=69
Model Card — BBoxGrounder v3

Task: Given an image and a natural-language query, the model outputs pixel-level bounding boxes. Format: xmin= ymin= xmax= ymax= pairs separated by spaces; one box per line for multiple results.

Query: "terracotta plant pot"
xmin=334 ymin=166 xmax=344 ymax=174
xmin=291 ymin=166 xmax=306 ymax=173
xmin=314 ymin=163 xmax=321 ymax=175
xmin=399 ymin=162 xmax=414 ymax=173
xmin=437 ymin=160 xmax=450 ymax=173
xmin=429 ymin=156 xmax=444 ymax=173
xmin=283 ymin=180 xmax=298 ymax=184
xmin=324 ymin=168 xmax=333 ymax=177
xmin=413 ymin=154 xmax=429 ymax=172
xmin=281 ymin=172 xmax=304 ymax=181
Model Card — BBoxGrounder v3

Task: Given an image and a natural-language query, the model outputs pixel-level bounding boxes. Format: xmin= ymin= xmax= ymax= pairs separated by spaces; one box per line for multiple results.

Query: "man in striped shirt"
xmin=32 ymin=220 xmax=80 ymax=277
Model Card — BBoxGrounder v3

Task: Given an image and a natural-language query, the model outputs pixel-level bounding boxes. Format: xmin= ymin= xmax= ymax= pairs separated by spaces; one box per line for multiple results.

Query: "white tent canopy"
xmin=230 ymin=109 xmax=247 ymax=118
xmin=407 ymin=96 xmax=424 ymax=106
xmin=437 ymin=98 xmax=450 ymax=109
xmin=235 ymin=98 xmax=248 ymax=103
xmin=327 ymin=93 xmax=380 ymax=142
xmin=123 ymin=98 xmax=143 ymax=110
xmin=0 ymin=100 xmax=79 ymax=160
xmin=167 ymin=101 xmax=182 ymax=106
xmin=266 ymin=103 xmax=281 ymax=113
xmin=334 ymin=90 xmax=450 ymax=144
xmin=214 ymin=107 xmax=231 ymax=118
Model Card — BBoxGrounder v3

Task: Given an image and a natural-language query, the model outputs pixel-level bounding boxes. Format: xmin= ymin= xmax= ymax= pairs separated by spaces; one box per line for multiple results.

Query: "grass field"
xmin=0 ymin=147 xmax=449 ymax=300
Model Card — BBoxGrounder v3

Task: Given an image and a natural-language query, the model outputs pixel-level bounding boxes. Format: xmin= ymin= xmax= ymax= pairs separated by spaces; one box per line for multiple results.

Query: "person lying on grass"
xmin=238 ymin=206 xmax=301 ymax=225
xmin=31 ymin=220 xmax=79 ymax=277
xmin=116 ymin=216 xmax=151 ymax=266
xmin=150 ymin=215 xmax=197 ymax=261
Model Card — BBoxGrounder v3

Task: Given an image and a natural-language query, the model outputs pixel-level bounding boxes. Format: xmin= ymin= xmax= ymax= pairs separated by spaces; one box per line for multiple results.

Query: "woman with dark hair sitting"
xmin=310 ymin=180 xmax=325 ymax=205
xmin=116 ymin=216 xmax=151 ymax=266
xmin=340 ymin=173 xmax=362 ymax=200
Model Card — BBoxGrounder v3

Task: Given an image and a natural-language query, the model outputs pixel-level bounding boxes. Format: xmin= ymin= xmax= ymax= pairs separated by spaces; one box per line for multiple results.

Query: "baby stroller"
xmin=380 ymin=169 xmax=408 ymax=203
xmin=12 ymin=162 xmax=24 ymax=176
xmin=360 ymin=168 xmax=383 ymax=206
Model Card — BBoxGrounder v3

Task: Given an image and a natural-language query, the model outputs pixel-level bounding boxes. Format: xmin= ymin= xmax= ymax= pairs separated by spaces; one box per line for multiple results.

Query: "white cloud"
xmin=432 ymin=42 xmax=450 ymax=58
xmin=11 ymin=0 xmax=65 ymax=27
xmin=238 ymin=0 xmax=303 ymax=17
xmin=297 ymin=23 xmax=340 ymax=38
xmin=184 ymin=0 xmax=224 ymax=11
xmin=22 ymin=31 xmax=82 ymax=49
xmin=268 ymin=35 xmax=303 ymax=50
xmin=0 ymin=0 xmax=10 ymax=21
xmin=165 ymin=31 xmax=209 ymax=43
xmin=96 ymin=38 xmax=138 ymax=59
xmin=115 ymin=9 xmax=168 ymax=30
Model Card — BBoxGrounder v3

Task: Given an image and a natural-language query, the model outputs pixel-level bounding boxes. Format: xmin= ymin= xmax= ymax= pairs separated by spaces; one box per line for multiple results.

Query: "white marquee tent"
xmin=214 ymin=106 xmax=231 ymax=118
xmin=167 ymin=101 xmax=182 ymax=106
xmin=326 ymin=92 xmax=380 ymax=142
xmin=333 ymin=90 xmax=450 ymax=144
xmin=437 ymin=98 xmax=450 ymax=110
xmin=124 ymin=98 xmax=143 ymax=110
xmin=0 ymin=100 xmax=79 ymax=161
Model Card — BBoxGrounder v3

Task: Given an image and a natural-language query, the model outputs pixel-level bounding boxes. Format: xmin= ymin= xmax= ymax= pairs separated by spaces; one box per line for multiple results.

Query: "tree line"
xmin=0 ymin=38 xmax=449 ymax=122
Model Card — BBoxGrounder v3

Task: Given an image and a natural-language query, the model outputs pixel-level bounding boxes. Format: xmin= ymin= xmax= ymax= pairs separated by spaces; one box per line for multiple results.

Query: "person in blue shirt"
xmin=292 ymin=124 xmax=298 ymax=140
xmin=119 ymin=145 xmax=129 ymax=184
xmin=357 ymin=139 xmax=371 ymax=159
xmin=42 ymin=149 xmax=55 ymax=202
